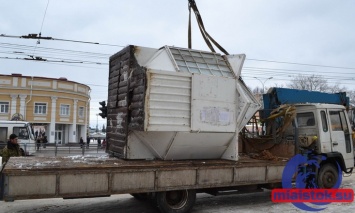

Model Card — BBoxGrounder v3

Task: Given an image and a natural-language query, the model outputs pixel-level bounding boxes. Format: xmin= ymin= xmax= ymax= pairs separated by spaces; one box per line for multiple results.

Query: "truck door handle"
xmin=333 ymin=142 xmax=338 ymax=146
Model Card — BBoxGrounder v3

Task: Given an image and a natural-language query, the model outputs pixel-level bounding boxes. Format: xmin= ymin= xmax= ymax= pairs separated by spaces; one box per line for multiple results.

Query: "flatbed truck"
xmin=2 ymin=102 xmax=355 ymax=213
xmin=1 ymin=44 xmax=355 ymax=212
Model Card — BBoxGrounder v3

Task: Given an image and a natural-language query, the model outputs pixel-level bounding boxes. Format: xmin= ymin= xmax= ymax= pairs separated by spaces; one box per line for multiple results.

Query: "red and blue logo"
xmin=272 ymin=153 xmax=354 ymax=211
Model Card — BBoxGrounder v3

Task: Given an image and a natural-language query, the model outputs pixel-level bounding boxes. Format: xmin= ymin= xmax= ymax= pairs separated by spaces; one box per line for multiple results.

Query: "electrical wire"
xmin=1 ymin=40 xmax=355 ymax=87
xmin=242 ymin=75 xmax=355 ymax=87
xmin=242 ymin=71 xmax=354 ymax=82
xmin=246 ymin=58 xmax=355 ymax=70
xmin=1 ymin=54 xmax=354 ymax=86
xmin=243 ymin=66 xmax=355 ymax=75
xmin=39 ymin=0 xmax=50 ymax=37
xmin=0 ymin=42 xmax=111 ymax=58
xmin=0 ymin=34 xmax=125 ymax=47
xmin=0 ymin=55 xmax=108 ymax=65
xmin=0 ymin=57 xmax=106 ymax=70
xmin=32 ymin=0 xmax=50 ymax=56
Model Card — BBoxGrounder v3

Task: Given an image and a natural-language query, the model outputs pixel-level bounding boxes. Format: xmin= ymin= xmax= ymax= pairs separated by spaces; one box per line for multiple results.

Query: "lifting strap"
xmin=188 ymin=0 xmax=229 ymax=55
xmin=188 ymin=4 xmax=192 ymax=49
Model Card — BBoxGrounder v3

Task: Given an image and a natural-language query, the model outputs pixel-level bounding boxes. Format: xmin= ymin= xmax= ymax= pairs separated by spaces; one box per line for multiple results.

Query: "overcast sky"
xmin=1 ymin=0 xmax=355 ymax=128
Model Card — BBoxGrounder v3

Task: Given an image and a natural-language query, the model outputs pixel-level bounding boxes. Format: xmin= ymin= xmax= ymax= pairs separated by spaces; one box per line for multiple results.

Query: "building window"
xmin=60 ymin=104 xmax=70 ymax=116
xmin=34 ymin=103 xmax=47 ymax=114
xmin=0 ymin=102 xmax=9 ymax=114
xmin=78 ymin=106 xmax=84 ymax=118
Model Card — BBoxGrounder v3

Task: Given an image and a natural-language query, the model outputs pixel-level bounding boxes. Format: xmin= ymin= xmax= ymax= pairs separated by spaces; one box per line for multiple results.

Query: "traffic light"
xmin=99 ymin=101 xmax=107 ymax=119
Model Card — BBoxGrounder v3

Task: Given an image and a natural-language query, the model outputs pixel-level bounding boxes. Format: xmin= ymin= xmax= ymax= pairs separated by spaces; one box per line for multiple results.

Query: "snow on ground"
xmin=1 ymin=174 xmax=354 ymax=213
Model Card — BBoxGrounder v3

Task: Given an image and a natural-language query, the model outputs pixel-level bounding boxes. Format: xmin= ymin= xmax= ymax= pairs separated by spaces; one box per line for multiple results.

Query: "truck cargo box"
xmin=107 ymin=45 xmax=260 ymax=161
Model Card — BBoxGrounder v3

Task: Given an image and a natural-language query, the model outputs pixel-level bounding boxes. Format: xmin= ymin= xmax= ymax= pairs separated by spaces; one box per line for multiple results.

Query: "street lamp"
xmin=254 ymin=77 xmax=273 ymax=94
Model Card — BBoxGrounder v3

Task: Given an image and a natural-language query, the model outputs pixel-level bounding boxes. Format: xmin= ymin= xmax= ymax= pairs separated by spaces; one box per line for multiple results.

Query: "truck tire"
xmin=156 ymin=189 xmax=196 ymax=213
xmin=317 ymin=163 xmax=339 ymax=189
xmin=130 ymin=193 xmax=149 ymax=201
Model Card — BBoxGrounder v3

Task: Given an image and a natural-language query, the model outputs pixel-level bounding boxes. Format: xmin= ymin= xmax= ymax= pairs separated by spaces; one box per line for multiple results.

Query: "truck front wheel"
xmin=317 ymin=163 xmax=339 ymax=189
xmin=156 ymin=189 xmax=196 ymax=213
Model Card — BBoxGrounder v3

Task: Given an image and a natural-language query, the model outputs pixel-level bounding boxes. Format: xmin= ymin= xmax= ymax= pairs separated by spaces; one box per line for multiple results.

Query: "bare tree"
xmin=287 ymin=74 xmax=329 ymax=92
xmin=272 ymin=82 xmax=285 ymax=88
xmin=287 ymin=74 xmax=349 ymax=93
xmin=328 ymin=83 xmax=347 ymax=93
xmin=252 ymin=86 xmax=263 ymax=95
xmin=347 ymin=91 xmax=355 ymax=107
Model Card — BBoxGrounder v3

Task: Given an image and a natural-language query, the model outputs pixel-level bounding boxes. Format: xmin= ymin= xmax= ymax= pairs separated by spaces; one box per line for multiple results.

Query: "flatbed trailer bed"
xmin=0 ymin=155 xmax=286 ymax=202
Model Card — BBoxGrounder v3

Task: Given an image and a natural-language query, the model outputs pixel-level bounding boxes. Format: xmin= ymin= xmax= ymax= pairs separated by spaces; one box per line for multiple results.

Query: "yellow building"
xmin=0 ymin=73 xmax=90 ymax=144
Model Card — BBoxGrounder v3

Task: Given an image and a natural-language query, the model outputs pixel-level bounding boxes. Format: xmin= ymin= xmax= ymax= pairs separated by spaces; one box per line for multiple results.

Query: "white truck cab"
xmin=295 ymin=104 xmax=354 ymax=172
xmin=0 ymin=120 xmax=36 ymax=155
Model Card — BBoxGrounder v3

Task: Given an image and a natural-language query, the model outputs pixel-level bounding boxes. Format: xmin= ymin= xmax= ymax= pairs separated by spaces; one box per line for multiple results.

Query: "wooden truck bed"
xmin=1 ymin=155 xmax=286 ymax=201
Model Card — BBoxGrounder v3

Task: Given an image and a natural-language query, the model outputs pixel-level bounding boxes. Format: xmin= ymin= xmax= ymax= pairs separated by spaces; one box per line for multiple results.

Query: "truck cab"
xmin=294 ymin=104 xmax=354 ymax=172
xmin=0 ymin=120 xmax=36 ymax=155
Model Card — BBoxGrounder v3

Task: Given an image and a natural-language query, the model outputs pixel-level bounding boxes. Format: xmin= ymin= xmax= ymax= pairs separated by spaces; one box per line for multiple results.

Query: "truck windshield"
xmin=13 ymin=127 xmax=29 ymax=139
xmin=297 ymin=112 xmax=315 ymax=127
xmin=26 ymin=123 xmax=35 ymax=140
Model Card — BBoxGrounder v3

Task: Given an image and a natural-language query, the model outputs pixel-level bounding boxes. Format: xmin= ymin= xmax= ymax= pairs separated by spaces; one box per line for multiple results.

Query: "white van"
xmin=0 ymin=121 xmax=36 ymax=155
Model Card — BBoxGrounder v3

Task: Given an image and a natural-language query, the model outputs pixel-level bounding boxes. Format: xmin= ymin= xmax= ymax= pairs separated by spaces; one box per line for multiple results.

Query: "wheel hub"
xmin=165 ymin=191 xmax=188 ymax=209
xmin=323 ymin=171 xmax=337 ymax=188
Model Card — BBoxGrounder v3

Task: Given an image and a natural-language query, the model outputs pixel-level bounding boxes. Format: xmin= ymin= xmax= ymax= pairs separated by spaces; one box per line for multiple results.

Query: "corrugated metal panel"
xmin=127 ymin=60 xmax=146 ymax=131
xmin=107 ymin=46 xmax=131 ymax=157
xmin=146 ymin=70 xmax=191 ymax=131
xmin=107 ymin=46 xmax=147 ymax=158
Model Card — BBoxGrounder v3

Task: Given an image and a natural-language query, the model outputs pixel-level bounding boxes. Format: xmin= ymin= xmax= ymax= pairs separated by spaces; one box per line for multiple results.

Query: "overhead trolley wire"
xmin=246 ymin=58 xmax=355 ymax=70
xmin=0 ymin=50 xmax=108 ymax=65
xmin=0 ymin=56 xmax=107 ymax=65
xmin=0 ymin=34 xmax=125 ymax=47
xmin=0 ymin=42 xmax=111 ymax=58
xmin=243 ymin=66 xmax=355 ymax=75
xmin=33 ymin=0 xmax=50 ymax=51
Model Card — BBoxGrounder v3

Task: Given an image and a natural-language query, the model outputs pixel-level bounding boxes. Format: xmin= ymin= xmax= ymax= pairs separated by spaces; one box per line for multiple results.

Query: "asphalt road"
xmin=0 ymin=191 xmax=281 ymax=213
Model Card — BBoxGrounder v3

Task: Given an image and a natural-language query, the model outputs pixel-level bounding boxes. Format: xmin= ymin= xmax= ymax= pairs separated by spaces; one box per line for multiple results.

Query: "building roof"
xmin=0 ymin=73 xmax=90 ymax=89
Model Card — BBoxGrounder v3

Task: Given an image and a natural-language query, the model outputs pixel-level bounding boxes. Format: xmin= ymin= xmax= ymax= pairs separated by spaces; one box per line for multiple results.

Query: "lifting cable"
xmin=188 ymin=0 xmax=229 ymax=55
